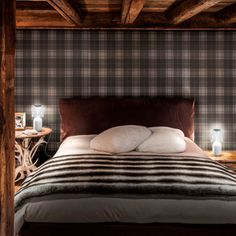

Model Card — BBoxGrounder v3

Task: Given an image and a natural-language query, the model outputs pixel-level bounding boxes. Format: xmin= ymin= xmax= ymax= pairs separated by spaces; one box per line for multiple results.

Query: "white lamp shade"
xmin=32 ymin=104 xmax=45 ymax=118
xmin=211 ymin=128 xmax=223 ymax=143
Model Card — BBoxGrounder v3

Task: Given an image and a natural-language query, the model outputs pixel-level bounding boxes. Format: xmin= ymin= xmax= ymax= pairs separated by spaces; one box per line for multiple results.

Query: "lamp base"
xmin=33 ymin=117 xmax=42 ymax=132
xmin=212 ymin=141 xmax=222 ymax=156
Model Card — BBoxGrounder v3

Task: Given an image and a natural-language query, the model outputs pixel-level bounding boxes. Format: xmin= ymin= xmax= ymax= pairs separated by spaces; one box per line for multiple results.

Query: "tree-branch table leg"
xmin=15 ymin=137 xmax=46 ymax=182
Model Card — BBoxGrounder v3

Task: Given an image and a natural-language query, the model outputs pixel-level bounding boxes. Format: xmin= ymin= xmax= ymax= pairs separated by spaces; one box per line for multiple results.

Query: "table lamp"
xmin=32 ymin=104 xmax=45 ymax=132
xmin=211 ymin=128 xmax=222 ymax=156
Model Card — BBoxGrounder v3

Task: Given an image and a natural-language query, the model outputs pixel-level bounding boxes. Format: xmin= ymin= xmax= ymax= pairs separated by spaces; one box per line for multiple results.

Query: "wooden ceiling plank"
xmin=47 ymin=0 xmax=82 ymax=25
xmin=16 ymin=11 xmax=73 ymax=27
xmin=16 ymin=10 xmax=236 ymax=29
xmin=168 ymin=0 xmax=223 ymax=25
xmin=216 ymin=3 xmax=236 ymax=24
xmin=16 ymin=0 xmax=46 ymax=1
xmin=77 ymin=0 xmax=120 ymax=3
xmin=80 ymin=3 xmax=121 ymax=13
xmin=16 ymin=1 xmax=55 ymax=10
xmin=121 ymin=0 xmax=145 ymax=24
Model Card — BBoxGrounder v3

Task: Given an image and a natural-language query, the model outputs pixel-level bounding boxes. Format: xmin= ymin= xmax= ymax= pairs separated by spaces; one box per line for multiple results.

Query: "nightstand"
xmin=205 ymin=151 xmax=236 ymax=172
xmin=15 ymin=127 xmax=52 ymax=182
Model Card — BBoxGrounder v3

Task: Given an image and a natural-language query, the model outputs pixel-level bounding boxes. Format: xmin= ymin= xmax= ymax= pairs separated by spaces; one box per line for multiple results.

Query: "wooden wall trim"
xmin=0 ymin=0 xmax=16 ymax=235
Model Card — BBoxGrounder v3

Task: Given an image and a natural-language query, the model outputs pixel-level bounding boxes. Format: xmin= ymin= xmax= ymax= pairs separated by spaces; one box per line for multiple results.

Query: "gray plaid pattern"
xmin=15 ymin=30 xmax=236 ymax=153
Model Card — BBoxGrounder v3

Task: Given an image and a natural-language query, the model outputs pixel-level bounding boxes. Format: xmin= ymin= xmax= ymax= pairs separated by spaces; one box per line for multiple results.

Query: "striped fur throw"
xmin=15 ymin=154 xmax=236 ymax=211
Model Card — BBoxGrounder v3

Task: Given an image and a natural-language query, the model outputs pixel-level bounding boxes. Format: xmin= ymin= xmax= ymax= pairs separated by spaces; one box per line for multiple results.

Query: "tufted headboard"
xmin=59 ymin=97 xmax=195 ymax=142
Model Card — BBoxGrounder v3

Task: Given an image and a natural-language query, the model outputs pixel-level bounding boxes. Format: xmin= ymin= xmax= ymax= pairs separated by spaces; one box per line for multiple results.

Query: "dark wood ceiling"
xmin=16 ymin=0 xmax=236 ymax=29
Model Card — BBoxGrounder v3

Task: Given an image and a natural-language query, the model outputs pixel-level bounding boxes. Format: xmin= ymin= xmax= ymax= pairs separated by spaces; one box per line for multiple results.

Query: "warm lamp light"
xmin=211 ymin=128 xmax=223 ymax=156
xmin=32 ymin=104 xmax=45 ymax=132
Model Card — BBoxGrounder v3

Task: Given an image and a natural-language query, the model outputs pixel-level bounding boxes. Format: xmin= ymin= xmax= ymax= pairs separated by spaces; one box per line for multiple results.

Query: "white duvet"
xmin=15 ymin=135 xmax=236 ymax=235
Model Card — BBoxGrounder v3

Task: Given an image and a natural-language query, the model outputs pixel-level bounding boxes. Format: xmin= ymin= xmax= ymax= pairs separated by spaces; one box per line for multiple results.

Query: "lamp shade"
xmin=32 ymin=104 xmax=45 ymax=118
xmin=211 ymin=128 xmax=223 ymax=143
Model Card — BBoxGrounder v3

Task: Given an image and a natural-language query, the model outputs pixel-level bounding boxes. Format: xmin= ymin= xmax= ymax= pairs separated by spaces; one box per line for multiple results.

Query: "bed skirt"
xmin=19 ymin=223 xmax=236 ymax=236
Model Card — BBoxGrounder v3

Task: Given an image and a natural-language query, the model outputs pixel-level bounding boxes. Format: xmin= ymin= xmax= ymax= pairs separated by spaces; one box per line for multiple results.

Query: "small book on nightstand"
xmin=22 ymin=129 xmax=38 ymax=135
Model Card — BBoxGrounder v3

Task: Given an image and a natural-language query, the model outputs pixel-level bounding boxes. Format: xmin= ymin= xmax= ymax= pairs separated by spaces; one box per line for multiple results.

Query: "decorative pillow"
xmin=90 ymin=125 xmax=151 ymax=153
xmin=137 ymin=127 xmax=186 ymax=153
xmin=149 ymin=126 xmax=185 ymax=138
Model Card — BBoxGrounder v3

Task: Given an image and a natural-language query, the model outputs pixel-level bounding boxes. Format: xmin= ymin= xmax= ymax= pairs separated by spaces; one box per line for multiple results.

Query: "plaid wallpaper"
xmin=15 ymin=30 xmax=236 ymax=153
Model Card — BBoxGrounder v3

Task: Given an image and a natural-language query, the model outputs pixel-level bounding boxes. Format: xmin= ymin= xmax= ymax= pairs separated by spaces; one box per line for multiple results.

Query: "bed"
xmin=15 ymin=97 xmax=236 ymax=236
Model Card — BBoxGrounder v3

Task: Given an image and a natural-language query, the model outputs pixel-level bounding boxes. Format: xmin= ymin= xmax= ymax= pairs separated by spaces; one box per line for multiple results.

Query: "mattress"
xmin=14 ymin=135 xmax=236 ymax=235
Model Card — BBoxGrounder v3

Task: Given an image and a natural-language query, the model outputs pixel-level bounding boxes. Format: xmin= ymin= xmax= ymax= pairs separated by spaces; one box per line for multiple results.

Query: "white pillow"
xmin=137 ymin=127 xmax=186 ymax=153
xmin=149 ymin=126 xmax=185 ymax=138
xmin=90 ymin=125 xmax=151 ymax=153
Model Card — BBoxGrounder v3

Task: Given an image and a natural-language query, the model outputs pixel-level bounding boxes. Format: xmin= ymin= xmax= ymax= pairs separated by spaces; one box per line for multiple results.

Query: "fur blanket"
xmin=15 ymin=154 xmax=236 ymax=211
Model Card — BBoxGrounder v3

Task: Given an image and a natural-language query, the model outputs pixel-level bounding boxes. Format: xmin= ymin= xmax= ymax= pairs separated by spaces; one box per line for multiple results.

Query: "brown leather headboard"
xmin=59 ymin=97 xmax=195 ymax=142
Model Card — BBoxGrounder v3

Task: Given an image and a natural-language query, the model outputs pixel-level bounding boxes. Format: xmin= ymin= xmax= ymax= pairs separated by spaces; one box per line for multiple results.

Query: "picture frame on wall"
xmin=15 ymin=112 xmax=26 ymax=130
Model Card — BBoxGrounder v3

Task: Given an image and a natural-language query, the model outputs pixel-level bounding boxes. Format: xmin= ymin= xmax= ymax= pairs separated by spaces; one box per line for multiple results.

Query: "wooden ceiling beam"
xmin=167 ymin=0 xmax=223 ymax=25
xmin=121 ymin=0 xmax=145 ymax=24
xmin=47 ymin=0 xmax=82 ymax=25
xmin=216 ymin=3 xmax=236 ymax=24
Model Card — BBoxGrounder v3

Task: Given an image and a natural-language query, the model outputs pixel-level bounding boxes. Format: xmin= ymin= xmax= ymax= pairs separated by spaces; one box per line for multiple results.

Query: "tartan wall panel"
xmin=15 ymin=30 xmax=236 ymax=153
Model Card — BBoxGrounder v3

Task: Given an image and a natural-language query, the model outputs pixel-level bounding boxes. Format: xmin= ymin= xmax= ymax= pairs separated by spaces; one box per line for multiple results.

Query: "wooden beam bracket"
xmin=47 ymin=0 xmax=82 ymax=26
xmin=167 ymin=0 xmax=222 ymax=25
xmin=121 ymin=0 xmax=145 ymax=24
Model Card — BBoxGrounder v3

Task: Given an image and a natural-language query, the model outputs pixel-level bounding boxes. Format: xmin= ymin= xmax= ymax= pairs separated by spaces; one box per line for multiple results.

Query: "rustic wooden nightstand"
xmin=205 ymin=151 xmax=236 ymax=172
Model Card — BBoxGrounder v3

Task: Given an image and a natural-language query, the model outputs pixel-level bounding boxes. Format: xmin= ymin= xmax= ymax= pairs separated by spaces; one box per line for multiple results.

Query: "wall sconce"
xmin=32 ymin=104 xmax=45 ymax=132
xmin=211 ymin=128 xmax=223 ymax=156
